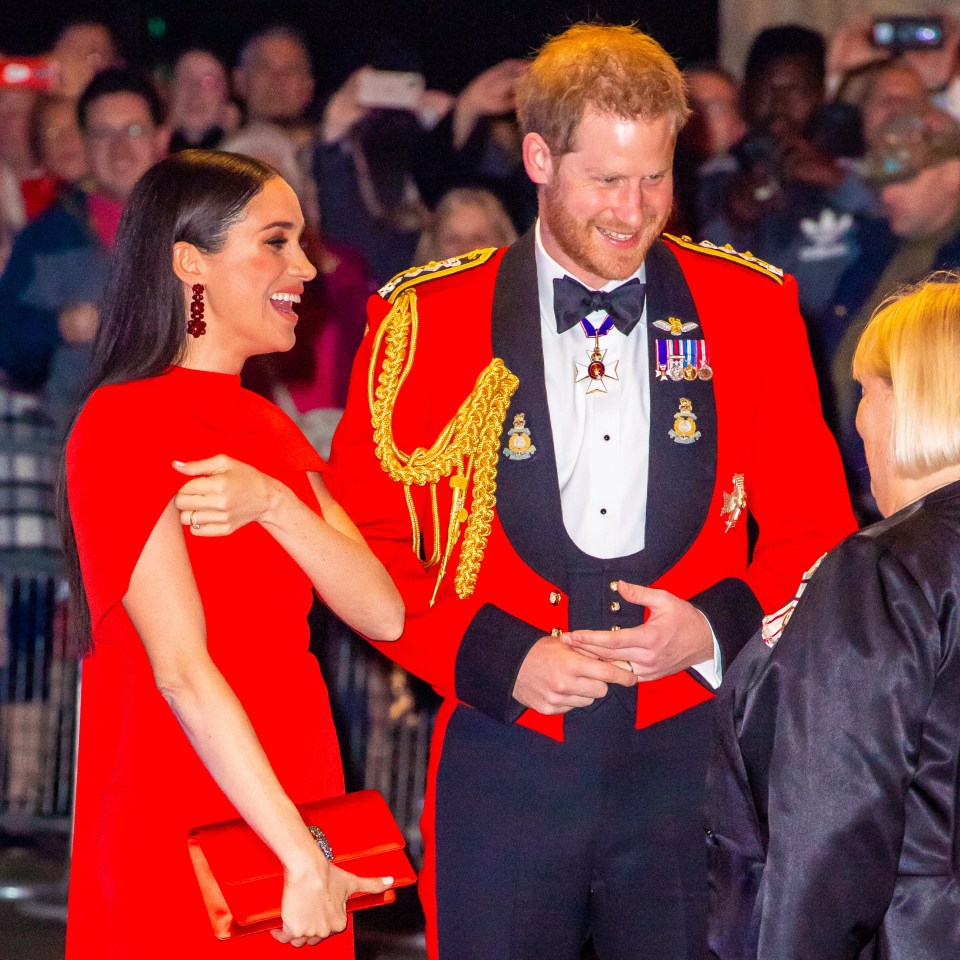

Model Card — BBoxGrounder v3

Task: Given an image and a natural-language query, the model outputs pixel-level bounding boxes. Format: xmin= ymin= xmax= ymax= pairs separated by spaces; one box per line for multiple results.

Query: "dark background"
xmin=0 ymin=0 xmax=719 ymax=93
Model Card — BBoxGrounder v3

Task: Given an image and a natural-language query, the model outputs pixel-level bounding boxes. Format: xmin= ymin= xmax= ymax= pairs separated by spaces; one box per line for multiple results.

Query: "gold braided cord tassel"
xmin=367 ymin=289 xmax=519 ymax=601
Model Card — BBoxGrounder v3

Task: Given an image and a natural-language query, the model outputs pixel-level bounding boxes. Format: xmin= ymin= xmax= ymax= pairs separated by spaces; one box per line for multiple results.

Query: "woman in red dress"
xmin=59 ymin=150 xmax=404 ymax=958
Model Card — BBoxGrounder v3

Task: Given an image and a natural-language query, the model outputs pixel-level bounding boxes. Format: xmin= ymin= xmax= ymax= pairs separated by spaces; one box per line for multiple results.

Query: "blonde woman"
xmin=708 ymin=273 xmax=960 ymax=959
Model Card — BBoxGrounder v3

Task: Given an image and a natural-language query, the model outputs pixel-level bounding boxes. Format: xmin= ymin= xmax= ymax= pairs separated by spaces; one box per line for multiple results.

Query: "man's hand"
xmin=512 ymin=634 xmax=636 ymax=715
xmin=565 ymin=581 xmax=714 ymax=681
xmin=58 ymin=302 xmax=99 ymax=344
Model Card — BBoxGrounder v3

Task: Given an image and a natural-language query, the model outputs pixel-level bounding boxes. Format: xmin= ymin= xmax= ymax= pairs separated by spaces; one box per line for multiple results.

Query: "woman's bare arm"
xmin=124 ymin=500 xmax=391 ymax=946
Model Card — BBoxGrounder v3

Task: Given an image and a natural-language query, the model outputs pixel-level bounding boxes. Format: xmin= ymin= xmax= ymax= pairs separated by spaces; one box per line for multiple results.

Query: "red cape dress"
xmin=65 ymin=365 xmax=350 ymax=958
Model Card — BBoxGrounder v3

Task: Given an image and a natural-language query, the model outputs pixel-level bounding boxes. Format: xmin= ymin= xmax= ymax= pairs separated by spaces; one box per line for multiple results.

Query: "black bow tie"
xmin=553 ymin=275 xmax=646 ymax=335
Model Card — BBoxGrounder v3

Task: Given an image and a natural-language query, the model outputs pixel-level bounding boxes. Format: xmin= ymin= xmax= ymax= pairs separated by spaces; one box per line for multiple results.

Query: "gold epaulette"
xmin=377 ymin=248 xmax=498 ymax=303
xmin=664 ymin=233 xmax=784 ymax=284
xmin=368 ymin=285 xmax=518 ymax=605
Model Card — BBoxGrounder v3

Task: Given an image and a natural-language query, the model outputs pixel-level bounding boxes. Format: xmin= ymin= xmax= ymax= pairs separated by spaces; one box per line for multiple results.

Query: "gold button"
xmin=610 ymin=601 xmax=620 ymax=612
xmin=551 ymin=627 xmax=563 ymax=638
xmin=549 ymin=591 xmax=562 ymax=605
xmin=609 ymin=580 xmax=619 ymax=592
xmin=610 ymin=625 xmax=621 ymax=632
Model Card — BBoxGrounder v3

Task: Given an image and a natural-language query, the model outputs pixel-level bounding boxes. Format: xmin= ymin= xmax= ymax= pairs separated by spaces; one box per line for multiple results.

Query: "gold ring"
xmin=190 ymin=510 xmax=201 ymax=530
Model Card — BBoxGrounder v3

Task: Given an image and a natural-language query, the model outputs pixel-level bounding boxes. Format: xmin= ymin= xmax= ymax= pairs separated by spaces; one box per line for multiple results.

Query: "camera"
xmin=872 ymin=16 xmax=944 ymax=51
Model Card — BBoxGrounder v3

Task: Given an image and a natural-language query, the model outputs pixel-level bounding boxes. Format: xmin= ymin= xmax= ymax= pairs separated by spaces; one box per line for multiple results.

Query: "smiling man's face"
xmin=528 ymin=107 xmax=675 ymax=287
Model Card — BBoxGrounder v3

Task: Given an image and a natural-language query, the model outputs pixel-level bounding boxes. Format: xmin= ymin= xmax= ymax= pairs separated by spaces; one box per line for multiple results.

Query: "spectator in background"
xmin=827 ymin=12 xmax=960 ymax=123
xmin=417 ymin=59 xmax=536 ymax=231
xmin=316 ymin=66 xmax=435 ymax=283
xmin=222 ymin=122 xmax=373 ymax=456
xmin=233 ymin=24 xmax=315 ymax=128
xmin=826 ymin=107 xmax=960 ymax=519
xmin=853 ymin=59 xmax=929 ymax=148
xmin=685 ymin=63 xmax=746 ymax=161
xmin=50 ymin=19 xmax=119 ymax=99
xmin=28 ymin=93 xmax=89 ymax=190
xmin=675 ymin=63 xmax=745 ymax=235
xmin=700 ymin=25 xmax=872 ymax=322
xmin=413 ymin=186 xmax=516 ymax=263
xmin=316 ymin=57 xmax=534 ymax=283
xmin=0 ymin=84 xmax=62 ymax=262
xmin=166 ymin=49 xmax=239 ymax=152
xmin=0 ymin=68 xmax=167 ymax=431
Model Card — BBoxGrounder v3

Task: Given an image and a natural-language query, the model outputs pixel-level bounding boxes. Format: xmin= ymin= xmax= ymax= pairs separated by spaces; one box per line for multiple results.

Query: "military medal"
xmin=655 ymin=340 xmax=669 ymax=381
xmin=720 ymin=473 xmax=746 ymax=531
xmin=682 ymin=340 xmax=698 ymax=381
xmin=664 ymin=341 xmax=685 ymax=381
xmin=656 ymin=339 xmax=713 ymax=383
xmin=697 ymin=339 xmax=713 ymax=380
xmin=575 ymin=316 xmax=619 ymax=394
xmin=503 ymin=412 xmax=536 ymax=460
xmin=653 ymin=316 xmax=699 ymax=335
xmin=669 ymin=397 xmax=701 ymax=443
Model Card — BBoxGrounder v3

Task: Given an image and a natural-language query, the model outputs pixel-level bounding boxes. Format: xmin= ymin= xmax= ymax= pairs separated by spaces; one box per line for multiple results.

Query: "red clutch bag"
xmin=187 ymin=789 xmax=417 ymax=940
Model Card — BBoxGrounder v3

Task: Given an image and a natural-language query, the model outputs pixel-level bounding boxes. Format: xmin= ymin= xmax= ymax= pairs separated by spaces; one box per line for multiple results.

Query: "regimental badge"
xmin=656 ymin=339 xmax=713 ymax=382
xmin=669 ymin=397 xmax=701 ymax=444
xmin=720 ymin=473 xmax=747 ymax=532
xmin=575 ymin=341 xmax=619 ymax=394
xmin=653 ymin=316 xmax=699 ymax=336
xmin=503 ymin=412 xmax=537 ymax=460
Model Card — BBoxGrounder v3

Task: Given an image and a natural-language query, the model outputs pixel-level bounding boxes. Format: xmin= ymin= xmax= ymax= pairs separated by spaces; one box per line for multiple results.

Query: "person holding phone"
xmin=61 ymin=149 xmax=403 ymax=958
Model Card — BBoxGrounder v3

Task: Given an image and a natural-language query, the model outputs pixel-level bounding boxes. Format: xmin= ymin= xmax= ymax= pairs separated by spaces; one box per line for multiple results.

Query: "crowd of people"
xmin=1 ymin=11 xmax=959 ymax=960
xmin=2 ymin=15 xmax=960 ymax=509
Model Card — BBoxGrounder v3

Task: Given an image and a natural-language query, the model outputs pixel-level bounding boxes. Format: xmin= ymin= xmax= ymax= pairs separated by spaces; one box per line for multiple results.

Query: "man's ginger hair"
xmin=515 ymin=23 xmax=691 ymax=156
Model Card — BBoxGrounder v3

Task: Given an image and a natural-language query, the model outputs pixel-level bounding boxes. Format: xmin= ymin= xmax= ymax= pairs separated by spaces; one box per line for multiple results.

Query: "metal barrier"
xmin=0 ymin=382 xmax=436 ymax=881
xmin=311 ymin=606 xmax=438 ymax=865
xmin=0 ymin=572 xmax=77 ymax=826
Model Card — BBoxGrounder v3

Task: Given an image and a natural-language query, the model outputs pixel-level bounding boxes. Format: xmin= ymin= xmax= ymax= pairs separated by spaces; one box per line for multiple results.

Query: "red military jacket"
xmin=330 ymin=231 xmax=856 ymax=741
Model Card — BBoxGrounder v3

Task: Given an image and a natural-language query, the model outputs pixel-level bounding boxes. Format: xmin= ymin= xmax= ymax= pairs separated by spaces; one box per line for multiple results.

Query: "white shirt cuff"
xmin=690 ymin=615 xmax=723 ymax=689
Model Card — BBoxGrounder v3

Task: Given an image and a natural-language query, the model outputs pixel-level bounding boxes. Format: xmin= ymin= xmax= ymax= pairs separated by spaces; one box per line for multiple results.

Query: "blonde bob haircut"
xmin=854 ymin=271 xmax=960 ymax=478
xmin=515 ymin=23 xmax=691 ymax=157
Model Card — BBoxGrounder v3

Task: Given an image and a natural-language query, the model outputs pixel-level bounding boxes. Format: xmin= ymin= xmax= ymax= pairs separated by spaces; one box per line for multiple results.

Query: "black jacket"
xmin=706 ymin=480 xmax=960 ymax=959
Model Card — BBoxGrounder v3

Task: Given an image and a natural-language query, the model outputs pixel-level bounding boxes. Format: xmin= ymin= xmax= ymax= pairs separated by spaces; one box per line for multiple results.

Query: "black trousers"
xmin=433 ymin=690 xmax=712 ymax=960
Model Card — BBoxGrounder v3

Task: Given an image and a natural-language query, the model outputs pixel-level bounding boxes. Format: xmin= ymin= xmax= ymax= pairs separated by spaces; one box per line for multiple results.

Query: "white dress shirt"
xmin=534 ymin=223 xmax=721 ymax=686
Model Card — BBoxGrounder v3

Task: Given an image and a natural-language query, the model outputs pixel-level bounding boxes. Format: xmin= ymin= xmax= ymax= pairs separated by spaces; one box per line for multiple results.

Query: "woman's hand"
xmin=173 ymin=455 xmax=286 ymax=536
xmin=272 ymin=850 xmax=393 ymax=947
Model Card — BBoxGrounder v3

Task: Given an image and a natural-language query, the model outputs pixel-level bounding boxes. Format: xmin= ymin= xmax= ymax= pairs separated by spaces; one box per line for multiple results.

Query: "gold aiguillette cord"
xmin=367 ymin=289 xmax=518 ymax=605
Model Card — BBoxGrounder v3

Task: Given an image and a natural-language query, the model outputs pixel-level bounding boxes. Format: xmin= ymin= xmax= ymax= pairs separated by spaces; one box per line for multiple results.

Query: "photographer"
xmin=827 ymin=12 xmax=960 ymax=121
xmin=700 ymin=26 xmax=872 ymax=321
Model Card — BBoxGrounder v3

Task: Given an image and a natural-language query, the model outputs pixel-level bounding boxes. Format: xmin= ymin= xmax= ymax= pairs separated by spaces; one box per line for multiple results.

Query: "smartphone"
xmin=356 ymin=69 xmax=425 ymax=111
xmin=0 ymin=56 xmax=57 ymax=91
xmin=872 ymin=16 xmax=944 ymax=51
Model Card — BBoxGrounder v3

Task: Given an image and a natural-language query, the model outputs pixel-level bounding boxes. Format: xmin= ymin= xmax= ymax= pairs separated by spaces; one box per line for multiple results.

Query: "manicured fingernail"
xmin=173 ymin=460 xmax=185 ymax=467
xmin=381 ymin=876 xmax=394 ymax=885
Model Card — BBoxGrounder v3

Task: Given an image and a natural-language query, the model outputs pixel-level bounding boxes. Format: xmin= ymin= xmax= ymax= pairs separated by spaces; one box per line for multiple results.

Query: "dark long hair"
xmin=57 ymin=149 xmax=278 ymax=655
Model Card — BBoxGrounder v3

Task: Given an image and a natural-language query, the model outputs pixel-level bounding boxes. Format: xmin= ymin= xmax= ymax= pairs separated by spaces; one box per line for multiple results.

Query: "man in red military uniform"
xmin=330 ymin=23 xmax=855 ymax=960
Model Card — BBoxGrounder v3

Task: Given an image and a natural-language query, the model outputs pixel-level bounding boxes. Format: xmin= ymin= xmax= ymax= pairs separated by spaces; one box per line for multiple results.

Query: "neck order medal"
xmin=574 ymin=316 xmax=619 ymax=394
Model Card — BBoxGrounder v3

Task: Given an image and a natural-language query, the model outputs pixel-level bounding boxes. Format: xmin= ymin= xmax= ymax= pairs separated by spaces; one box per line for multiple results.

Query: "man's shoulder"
xmin=376 ymin=247 xmax=504 ymax=303
xmin=662 ymin=233 xmax=785 ymax=285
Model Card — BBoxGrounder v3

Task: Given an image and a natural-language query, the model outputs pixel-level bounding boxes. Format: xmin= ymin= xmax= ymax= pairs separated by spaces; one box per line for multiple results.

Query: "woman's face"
xmin=856 ymin=374 xmax=897 ymax=516
xmin=197 ymin=177 xmax=317 ymax=363
xmin=435 ymin=202 xmax=504 ymax=260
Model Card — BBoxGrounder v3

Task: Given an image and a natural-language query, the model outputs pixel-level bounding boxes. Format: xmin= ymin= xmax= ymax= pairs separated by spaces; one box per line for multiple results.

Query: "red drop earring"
xmin=187 ymin=283 xmax=207 ymax=337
